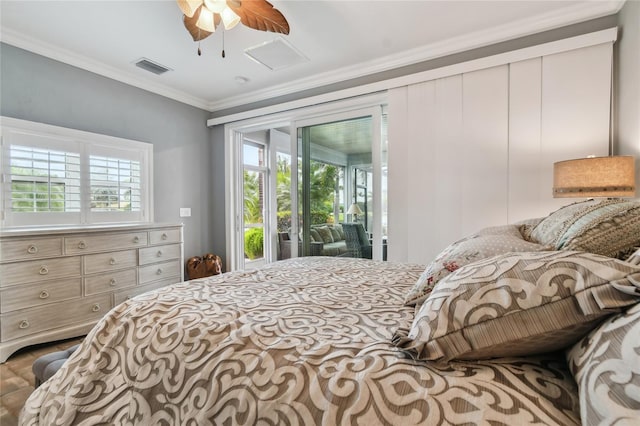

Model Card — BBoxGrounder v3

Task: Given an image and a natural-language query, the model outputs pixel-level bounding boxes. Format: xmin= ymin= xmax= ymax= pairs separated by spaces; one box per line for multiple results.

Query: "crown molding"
xmin=1 ymin=0 xmax=624 ymax=113
xmin=0 ymin=28 xmax=211 ymax=111
xmin=206 ymin=0 xmax=624 ymax=111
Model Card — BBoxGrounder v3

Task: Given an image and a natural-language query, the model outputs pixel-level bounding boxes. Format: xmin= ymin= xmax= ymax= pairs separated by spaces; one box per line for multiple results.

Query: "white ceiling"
xmin=0 ymin=1 xmax=623 ymax=113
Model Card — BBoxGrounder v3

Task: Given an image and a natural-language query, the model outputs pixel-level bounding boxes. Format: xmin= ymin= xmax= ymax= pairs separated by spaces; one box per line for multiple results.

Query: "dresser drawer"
xmin=0 ymin=278 xmax=82 ymax=313
xmin=84 ymin=268 xmax=137 ymax=295
xmin=139 ymin=260 xmax=181 ymax=284
xmin=0 ymin=257 xmax=81 ymax=288
xmin=112 ymin=278 xmax=177 ymax=306
xmin=139 ymin=244 xmax=181 ymax=266
xmin=149 ymin=228 xmax=182 ymax=245
xmin=65 ymin=232 xmax=148 ymax=255
xmin=1 ymin=294 xmax=111 ymax=342
xmin=84 ymin=250 xmax=138 ymax=275
xmin=1 ymin=237 xmax=63 ymax=262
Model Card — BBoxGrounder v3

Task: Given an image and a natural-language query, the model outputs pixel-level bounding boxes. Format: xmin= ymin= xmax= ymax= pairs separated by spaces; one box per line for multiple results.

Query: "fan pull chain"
xmin=222 ymin=29 xmax=226 ymax=58
xmin=197 ymin=28 xmax=202 ymax=56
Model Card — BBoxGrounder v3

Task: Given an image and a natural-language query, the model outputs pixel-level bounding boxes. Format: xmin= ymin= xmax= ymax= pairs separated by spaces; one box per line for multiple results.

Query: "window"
xmin=1 ymin=117 xmax=152 ymax=227
xmin=89 ymin=155 xmax=141 ymax=212
xmin=10 ymin=145 xmax=81 ymax=213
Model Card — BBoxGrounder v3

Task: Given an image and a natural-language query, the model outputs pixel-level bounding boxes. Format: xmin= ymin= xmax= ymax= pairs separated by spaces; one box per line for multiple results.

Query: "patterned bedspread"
xmin=20 ymin=258 xmax=581 ymax=425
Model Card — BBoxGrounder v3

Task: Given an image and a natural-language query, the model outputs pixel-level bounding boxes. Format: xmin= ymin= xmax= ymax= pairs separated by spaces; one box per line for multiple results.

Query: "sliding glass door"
xmin=226 ymin=97 xmax=387 ymax=270
xmin=295 ymin=107 xmax=386 ymax=260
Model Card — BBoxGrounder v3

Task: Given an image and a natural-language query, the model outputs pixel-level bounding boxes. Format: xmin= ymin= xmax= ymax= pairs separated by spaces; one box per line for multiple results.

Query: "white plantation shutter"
xmin=10 ymin=145 xmax=81 ymax=213
xmin=89 ymin=155 xmax=141 ymax=212
xmin=1 ymin=118 xmax=152 ymax=227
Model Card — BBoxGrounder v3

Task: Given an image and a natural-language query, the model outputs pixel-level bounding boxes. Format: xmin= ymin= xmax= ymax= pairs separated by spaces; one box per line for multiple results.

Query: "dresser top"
xmin=0 ymin=223 xmax=183 ymax=238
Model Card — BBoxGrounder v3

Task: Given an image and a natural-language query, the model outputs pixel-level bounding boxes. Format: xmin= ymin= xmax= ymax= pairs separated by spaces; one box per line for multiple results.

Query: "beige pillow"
xmin=528 ymin=198 xmax=640 ymax=259
xmin=561 ymin=202 xmax=640 ymax=259
xmin=528 ymin=199 xmax=606 ymax=245
xmin=393 ymin=251 xmax=640 ymax=362
xmin=566 ymin=302 xmax=640 ymax=425
xmin=403 ymin=224 xmax=549 ymax=306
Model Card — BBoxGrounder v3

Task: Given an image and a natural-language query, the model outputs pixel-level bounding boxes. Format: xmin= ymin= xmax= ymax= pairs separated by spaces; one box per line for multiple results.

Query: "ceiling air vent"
xmin=134 ymin=58 xmax=172 ymax=75
xmin=244 ymin=37 xmax=308 ymax=71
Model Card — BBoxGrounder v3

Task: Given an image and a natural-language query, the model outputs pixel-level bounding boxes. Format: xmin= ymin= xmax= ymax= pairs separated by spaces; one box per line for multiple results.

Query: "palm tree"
xmin=243 ymin=171 xmax=262 ymax=224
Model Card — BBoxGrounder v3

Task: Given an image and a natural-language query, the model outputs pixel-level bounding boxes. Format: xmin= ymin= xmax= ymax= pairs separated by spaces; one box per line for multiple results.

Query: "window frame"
xmin=1 ymin=117 xmax=153 ymax=228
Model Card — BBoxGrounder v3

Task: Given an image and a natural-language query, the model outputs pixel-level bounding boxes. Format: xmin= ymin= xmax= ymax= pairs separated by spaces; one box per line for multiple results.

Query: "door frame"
xmin=224 ymin=93 xmax=387 ymax=271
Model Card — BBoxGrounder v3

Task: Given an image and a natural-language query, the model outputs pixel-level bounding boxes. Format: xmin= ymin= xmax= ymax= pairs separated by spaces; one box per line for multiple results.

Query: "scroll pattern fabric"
xmin=567 ymin=302 xmax=640 ymax=425
xmin=403 ymin=224 xmax=549 ymax=306
xmin=395 ymin=251 xmax=640 ymax=362
xmin=21 ymin=258 xmax=580 ymax=425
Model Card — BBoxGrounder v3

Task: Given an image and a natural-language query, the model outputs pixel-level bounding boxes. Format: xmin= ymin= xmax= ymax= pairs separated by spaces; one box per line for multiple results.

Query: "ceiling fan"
xmin=177 ymin=0 xmax=290 ymax=56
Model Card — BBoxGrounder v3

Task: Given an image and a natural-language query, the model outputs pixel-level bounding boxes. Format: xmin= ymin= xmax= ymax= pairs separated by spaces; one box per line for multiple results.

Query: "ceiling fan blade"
xmin=183 ymin=5 xmax=220 ymax=41
xmin=228 ymin=0 xmax=290 ymax=35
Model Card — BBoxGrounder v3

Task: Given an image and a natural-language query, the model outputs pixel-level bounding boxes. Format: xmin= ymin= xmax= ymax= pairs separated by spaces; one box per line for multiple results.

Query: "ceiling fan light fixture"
xmin=196 ymin=7 xmax=216 ymax=32
xmin=220 ymin=7 xmax=240 ymax=30
xmin=178 ymin=0 xmax=290 ymax=55
xmin=177 ymin=0 xmax=202 ymax=18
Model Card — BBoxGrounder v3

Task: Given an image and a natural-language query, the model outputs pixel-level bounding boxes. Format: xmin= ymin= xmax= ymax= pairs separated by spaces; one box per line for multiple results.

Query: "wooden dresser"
xmin=0 ymin=223 xmax=183 ymax=362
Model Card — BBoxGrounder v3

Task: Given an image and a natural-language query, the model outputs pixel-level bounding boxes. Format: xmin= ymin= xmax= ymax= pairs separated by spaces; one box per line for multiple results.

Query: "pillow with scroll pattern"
xmin=393 ymin=251 xmax=640 ymax=362
xmin=403 ymin=224 xmax=549 ymax=306
xmin=566 ymin=302 xmax=640 ymax=425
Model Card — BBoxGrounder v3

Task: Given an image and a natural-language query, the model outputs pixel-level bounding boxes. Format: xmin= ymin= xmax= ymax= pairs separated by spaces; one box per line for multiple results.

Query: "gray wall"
xmin=0 ymin=43 xmax=221 ymax=262
xmin=615 ymin=0 xmax=640 ymax=189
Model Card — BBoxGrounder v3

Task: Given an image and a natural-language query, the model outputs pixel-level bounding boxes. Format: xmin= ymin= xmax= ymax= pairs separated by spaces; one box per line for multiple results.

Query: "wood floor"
xmin=0 ymin=337 xmax=84 ymax=426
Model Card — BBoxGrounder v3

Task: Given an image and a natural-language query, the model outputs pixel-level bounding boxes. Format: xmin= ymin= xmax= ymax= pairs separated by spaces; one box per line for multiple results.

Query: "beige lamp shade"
xmin=347 ymin=203 xmax=363 ymax=216
xmin=553 ymin=156 xmax=636 ymax=198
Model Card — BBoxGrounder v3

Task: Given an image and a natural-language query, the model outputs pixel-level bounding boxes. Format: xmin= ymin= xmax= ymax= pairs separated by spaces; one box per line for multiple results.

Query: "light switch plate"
xmin=179 ymin=208 xmax=191 ymax=217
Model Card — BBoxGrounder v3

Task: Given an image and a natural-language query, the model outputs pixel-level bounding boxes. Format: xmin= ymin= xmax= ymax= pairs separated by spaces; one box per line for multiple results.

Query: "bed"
xmin=20 ymin=199 xmax=640 ymax=425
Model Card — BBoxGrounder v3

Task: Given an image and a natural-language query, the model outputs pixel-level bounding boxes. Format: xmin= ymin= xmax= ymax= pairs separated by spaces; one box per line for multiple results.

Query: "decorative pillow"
xmin=309 ymin=228 xmax=321 ymax=243
xmin=393 ymin=251 xmax=640 ymax=362
xmin=329 ymin=227 xmax=342 ymax=242
xmin=315 ymin=226 xmax=334 ymax=244
xmin=514 ymin=217 xmax=544 ymax=241
xmin=561 ymin=202 xmax=640 ymax=259
xmin=403 ymin=224 xmax=549 ymax=306
xmin=334 ymin=224 xmax=344 ymax=241
xmin=566 ymin=302 xmax=640 ymax=425
xmin=528 ymin=199 xmax=607 ymax=245
xmin=528 ymin=198 xmax=640 ymax=259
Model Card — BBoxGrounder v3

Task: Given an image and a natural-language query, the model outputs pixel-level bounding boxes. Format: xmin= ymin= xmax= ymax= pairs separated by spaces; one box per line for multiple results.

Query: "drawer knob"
xmin=39 ymin=290 xmax=50 ymax=299
xmin=133 ymin=236 xmax=140 ymax=243
xmin=157 ymin=250 xmax=163 ymax=257
xmin=19 ymin=320 xmax=30 ymax=329
xmin=39 ymin=266 xmax=49 ymax=275
xmin=161 ymin=233 xmax=168 ymax=240
xmin=27 ymin=245 xmax=38 ymax=254
xmin=109 ymin=278 xmax=117 ymax=286
xmin=156 ymin=268 xmax=163 ymax=275
xmin=92 ymin=303 xmax=101 ymax=312
xmin=109 ymin=258 xmax=117 ymax=265
xmin=78 ymin=241 xmax=87 ymax=249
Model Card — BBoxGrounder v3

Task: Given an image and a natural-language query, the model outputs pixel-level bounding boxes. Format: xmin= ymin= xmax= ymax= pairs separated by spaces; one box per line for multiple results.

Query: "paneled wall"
xmin=388 ymin=42 xmax=613 ymax=263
